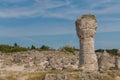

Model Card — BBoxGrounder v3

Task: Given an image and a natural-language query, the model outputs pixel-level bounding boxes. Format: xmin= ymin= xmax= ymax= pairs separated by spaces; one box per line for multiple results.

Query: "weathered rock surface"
xmin=97 ymin=50 xmax=115 ymax=71
xmin=0 ymin=50 xmax=118 ymax=80
xmin=0 ymin=50 xmax=117 ymax=73
xmin=115 ymin=48 xmax=120 ymax=70
xmin=0 ymin=50 xmax=117 ymax=72
xmin=76 ymin=14 xmax=98 ymax=72
xmin=0 ymin=50 xmax=79 ymax=72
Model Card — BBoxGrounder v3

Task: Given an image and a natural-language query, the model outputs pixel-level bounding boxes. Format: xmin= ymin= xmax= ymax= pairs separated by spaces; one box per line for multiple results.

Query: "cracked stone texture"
xmin=76 ymin=14 xmax=98 ymax=72
xmin=98 ymin=50 xmax=115 ymax=71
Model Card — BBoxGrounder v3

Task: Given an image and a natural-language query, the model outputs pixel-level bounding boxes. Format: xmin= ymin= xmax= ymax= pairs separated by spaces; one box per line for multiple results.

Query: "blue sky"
xmin=0 ymin=0 xmax=120 ymax=49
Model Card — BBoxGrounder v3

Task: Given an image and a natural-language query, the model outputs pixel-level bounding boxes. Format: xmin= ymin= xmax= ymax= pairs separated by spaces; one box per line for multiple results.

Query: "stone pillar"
xmin=115 ymin=48 xmax=120 ymax=70
xmin=76 ymin=14 xmax=98 ymax=72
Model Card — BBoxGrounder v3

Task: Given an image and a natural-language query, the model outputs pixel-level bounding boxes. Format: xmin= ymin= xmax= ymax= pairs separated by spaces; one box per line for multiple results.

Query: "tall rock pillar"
xmin=76 ymin=14 xmax=98 ymax=72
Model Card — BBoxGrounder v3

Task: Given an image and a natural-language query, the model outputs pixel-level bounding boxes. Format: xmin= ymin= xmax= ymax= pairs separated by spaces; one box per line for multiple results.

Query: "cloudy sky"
xmin=0 ymin=0 xmax=120 ymax=49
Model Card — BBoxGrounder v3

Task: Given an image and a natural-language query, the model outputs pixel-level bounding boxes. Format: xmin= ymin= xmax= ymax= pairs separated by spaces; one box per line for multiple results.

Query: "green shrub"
xmin=95 ymin=49 xmax=104 ymax=53
xmin=39 ymin=45 xmax=55 ymax=51
xmin=40 ymin=45 xmax=50 ymax=50
xmin=59 ymin=45 xmax=75 ymax=53
xmin=14 ymin=42 xmax=18 ymax=47
xmin=11 ymin=47 xmax=28 ymax=52
xmin=0 ymin=44 xmax=28 ymax=53
xmin=106 ymin=49 xmax=117 ymax=56
xmin=31 ymin=45 xmax=36 ymax=50
xmin=0 ymin=44 xmax=12 ymax=53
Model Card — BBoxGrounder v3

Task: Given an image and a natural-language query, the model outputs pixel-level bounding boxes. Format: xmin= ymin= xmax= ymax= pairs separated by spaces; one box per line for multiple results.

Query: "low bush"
xmin=0 ymin=44 xmax=28 ymax=53
xmin=59 ymin=45 xmax=75 ymax=53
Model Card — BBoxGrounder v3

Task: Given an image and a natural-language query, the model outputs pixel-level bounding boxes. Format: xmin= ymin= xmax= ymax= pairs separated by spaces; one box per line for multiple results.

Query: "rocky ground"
xmin=0 ymin=50 xmax=79 ymax=72
xmin=0 ymin=50 xmax=119 ymax=80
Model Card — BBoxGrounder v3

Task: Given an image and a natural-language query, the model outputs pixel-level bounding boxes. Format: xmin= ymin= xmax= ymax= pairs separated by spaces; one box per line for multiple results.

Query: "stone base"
xmin=79 ymin=53 xmax=98 ymax=72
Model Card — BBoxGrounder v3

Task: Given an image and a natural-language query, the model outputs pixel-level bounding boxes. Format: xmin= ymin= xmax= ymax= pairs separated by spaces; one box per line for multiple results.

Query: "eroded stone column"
xmin=76 ymin=14 xmax=98 ymax=72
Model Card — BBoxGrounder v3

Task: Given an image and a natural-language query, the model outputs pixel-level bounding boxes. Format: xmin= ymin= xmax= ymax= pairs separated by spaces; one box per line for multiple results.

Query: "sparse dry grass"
xmin=0 ymin=70 xmax=119 ymax=80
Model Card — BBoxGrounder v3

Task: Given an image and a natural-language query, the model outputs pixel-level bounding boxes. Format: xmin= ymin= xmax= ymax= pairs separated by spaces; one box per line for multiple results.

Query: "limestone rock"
xmin=115 ymin=76 xmax=120 ymax=80
xmin=115 ymin=48 xmax=120 ymax=70
xmin=12 ymin=53 xmax=21 ymax=63
xmin=76 ymin=14 xmax=98 ymax=72
xmin=117 ymin=48 xmax=120 ymax=56
xmin=98 ymin=50 xmax=114 ymax=71
xmin=115 ymin=56 xmax=120 ymax=70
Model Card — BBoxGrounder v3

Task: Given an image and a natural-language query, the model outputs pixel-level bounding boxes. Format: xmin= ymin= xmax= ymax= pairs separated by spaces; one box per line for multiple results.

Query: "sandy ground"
xmin=0 ymin=63 xmax=25 ymax=72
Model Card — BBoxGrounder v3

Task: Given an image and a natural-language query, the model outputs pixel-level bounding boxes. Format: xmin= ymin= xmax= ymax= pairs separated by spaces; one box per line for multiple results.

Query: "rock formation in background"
xmin=98 ymin=50 xmax=114 ymax=71
xmin=115 ymin=48 xmax=120 ymax=70
xmin=76 ymin=14 xmax=98 ymax=72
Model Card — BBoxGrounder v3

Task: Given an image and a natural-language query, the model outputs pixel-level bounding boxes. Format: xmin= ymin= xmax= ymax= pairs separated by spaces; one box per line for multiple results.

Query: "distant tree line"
xmin=95 ymin=49 xmax=117 ymax=56
xmin=0 ymin=43 xmax=77 ymax=53
xmin=0 ymin=43 xmax=117 ymax=56
xmin=0 ymin=43 xmax=27 ymax=53
xmin=0 ymin=43 xmax=54 ymax=53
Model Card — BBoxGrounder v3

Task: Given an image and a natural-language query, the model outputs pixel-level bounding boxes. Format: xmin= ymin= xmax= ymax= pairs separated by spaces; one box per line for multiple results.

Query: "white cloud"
xmin=0 ymin=0 xmax=27 ymax=3
xmin=0 ymin=0 xmax=120 ymax=33
xmin=0 ymin=0 xmax=69 ymax=18
xmin=0 ymin=0 xmax=119 ymax=20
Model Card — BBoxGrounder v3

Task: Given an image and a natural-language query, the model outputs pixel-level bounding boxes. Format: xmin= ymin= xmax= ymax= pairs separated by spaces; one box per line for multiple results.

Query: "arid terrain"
xmin=0 ymin=50 xmax=119 ymax=80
